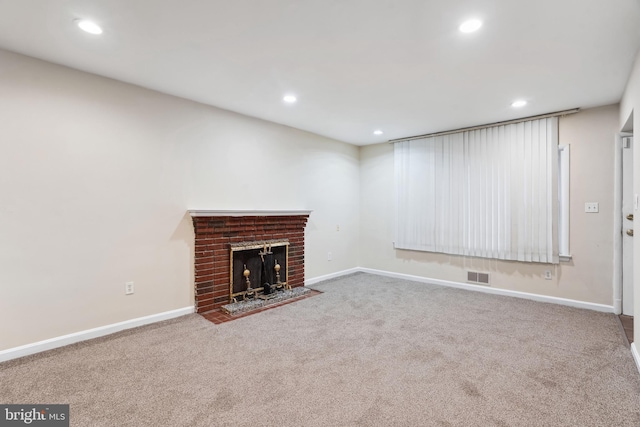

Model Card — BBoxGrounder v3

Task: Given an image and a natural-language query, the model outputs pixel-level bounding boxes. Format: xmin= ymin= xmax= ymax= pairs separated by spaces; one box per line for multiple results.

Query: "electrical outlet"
xmin=584 ymin=202 xmax=599 ymax=213
xmin=327 ymin=252 xmax=332 ymax=261
xmin=336 ymin=225 xmax=340 ymax=232
xmin=544 ymin=270 xmax=552 ymax=280
xmin=125 ymin=281 xmax=134 ymax=295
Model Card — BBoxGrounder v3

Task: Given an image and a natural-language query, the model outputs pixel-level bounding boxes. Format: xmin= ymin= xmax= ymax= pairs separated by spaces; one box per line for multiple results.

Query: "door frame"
xmin=614 ymin=131 xmax=633 ymax=315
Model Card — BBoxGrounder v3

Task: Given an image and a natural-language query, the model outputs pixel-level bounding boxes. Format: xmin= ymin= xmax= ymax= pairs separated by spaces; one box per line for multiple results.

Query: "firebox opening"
xmin=230 ymin=240 xmax=289 ymax=302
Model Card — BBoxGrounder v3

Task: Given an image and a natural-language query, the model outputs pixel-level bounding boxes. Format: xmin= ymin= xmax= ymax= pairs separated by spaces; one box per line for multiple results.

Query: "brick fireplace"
xmin=189 ymin=210 xmax=311 ymax=313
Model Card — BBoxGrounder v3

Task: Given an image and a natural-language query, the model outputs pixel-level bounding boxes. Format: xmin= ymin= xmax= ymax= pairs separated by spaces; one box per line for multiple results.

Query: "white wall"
xmin=360 ymin=105 xmax=619 ymax=305
xmin=621 ymin=50 xmax=640 ymax=338
xmin=0 ymin=49 xmax=359 ymax=351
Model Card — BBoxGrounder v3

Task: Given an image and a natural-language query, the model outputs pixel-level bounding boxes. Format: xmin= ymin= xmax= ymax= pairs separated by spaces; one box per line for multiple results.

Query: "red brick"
xmin=194 ymin=274 xmax=213 ymax=288
xmin=195 ymin=248 xmax=215 ymax=258
xmin=198 ymin=237 xmax=217 ymax=244
xmin=213 ymin=273 xmax=228 ymax=283
xmin=197 ymin=303 xmax=215 ymax=313
xmin=198 ymin=294 xmax=214 ymax=304
xmin=213 ymin=288 xmax=230 ymax=298
xmin=211 ymin=248 xmax=227 ymax=257
xmin=195 ymin=280 xmax=213 ymax=289
xmin=195 ymin=262 xmax=214 ymax=271
xmin=213 ymin=295 xmax=229 ymax=304
xmin=192 ymin=214 xmax=309 ymax=310
xmin=213 ymin=266 xmax=229 ymax=275
xmin=197 ymin=263 xmax=215 ymax=272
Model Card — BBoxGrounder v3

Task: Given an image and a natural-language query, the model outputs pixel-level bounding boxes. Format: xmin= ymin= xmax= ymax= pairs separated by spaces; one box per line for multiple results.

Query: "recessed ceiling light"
xmin=373 ymin=130 xmax=384 ymax=135
xmin=75 ymin=19 xmax=103 ymax=35
xmin=283 ymin=95 xmax=297 ymax=103
xmin=459 ymin=19 xmax=482 ymax=33
xmin=511 ymin=100 xmax=527 ymax=108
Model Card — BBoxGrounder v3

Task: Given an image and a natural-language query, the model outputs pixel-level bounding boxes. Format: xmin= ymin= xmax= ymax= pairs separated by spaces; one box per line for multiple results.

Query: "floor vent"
xmin=467 ymin=271 xmax=490 ymax=285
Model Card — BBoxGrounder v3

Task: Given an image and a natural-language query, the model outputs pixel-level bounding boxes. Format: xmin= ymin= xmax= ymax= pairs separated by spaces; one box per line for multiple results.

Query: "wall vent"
xmin=467 ymin=271 xmax=490 ymax=285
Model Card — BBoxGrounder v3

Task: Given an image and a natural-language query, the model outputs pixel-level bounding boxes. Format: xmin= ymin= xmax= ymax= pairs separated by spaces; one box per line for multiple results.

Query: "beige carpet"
xmin=2 ymin=273 xmax=640 ymax=426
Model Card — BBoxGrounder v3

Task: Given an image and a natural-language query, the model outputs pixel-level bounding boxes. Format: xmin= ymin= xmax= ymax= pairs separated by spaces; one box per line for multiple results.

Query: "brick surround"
xmin=191 ymin=214 xmax=310 ymax=313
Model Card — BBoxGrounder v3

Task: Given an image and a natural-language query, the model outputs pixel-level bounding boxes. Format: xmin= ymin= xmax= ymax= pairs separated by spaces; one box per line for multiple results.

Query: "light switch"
xmin=585 ymin=202 xmax=599 ymax=213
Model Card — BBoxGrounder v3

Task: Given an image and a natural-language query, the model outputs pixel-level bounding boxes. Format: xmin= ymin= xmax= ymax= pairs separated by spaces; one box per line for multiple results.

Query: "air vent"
xmin=467 ymin=271 xmax=490 ymax=285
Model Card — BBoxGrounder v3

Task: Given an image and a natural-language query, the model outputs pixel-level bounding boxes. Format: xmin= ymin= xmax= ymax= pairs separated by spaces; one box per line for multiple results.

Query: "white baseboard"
xmin=358 ymin=267 xmax=615 ymax=313
xmin=632 ymin=343 xmax=640 ymax=375
xmin=0 ymin=306 xmax=194 ymax=363
xmin=306 ymin=268 xmax=361 ymax=286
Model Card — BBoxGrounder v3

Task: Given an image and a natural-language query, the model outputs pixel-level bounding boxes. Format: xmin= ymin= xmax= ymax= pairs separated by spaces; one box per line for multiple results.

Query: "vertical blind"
xmin=394 ymin=117 xmax=559 ymax=263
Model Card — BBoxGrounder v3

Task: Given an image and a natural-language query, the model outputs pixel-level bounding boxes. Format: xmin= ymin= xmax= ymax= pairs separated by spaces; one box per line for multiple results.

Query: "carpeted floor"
xmin=2 ymin=273 xmax=640 ymax=426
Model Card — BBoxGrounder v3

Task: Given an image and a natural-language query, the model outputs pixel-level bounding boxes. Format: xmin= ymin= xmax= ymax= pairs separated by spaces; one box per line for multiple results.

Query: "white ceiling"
xmin=0 ymin=0 xmax=639 ymax=145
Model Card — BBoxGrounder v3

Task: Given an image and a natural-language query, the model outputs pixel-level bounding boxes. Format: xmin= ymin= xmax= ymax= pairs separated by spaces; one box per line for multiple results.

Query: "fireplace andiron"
xmin=243 ymin=264 xmax=255 ymax=300
xmin=274 ymin=260 xmax=283 ymax=291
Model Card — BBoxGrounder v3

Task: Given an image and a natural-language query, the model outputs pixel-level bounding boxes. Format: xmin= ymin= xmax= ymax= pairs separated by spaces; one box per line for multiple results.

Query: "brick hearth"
xmin=190 ymin=211 xmax=310 ymax=313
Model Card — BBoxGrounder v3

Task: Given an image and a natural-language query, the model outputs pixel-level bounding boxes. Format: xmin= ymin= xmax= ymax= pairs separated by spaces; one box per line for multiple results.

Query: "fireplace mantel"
xmin=188 ymin=210 xmax=312 ymax=217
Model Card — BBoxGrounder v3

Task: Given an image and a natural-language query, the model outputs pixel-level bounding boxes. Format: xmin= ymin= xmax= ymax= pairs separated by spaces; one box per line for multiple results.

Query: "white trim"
xmin=558 ymin=144 xmax=570 ymax=257
xmin=305 ymin=268 xmax=360 ymax=286
xmin=631 ymin=343 xmax=640 ymax=375
xmin=188 ymin=210 xmax=312 ymax=217
xmin=613 ymin=133 xmax=623 ymax=315
xmin=358 ymin=268 xmax=614 ymax=313
xmin=0 ymin=307 xmax=194 ymax=363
